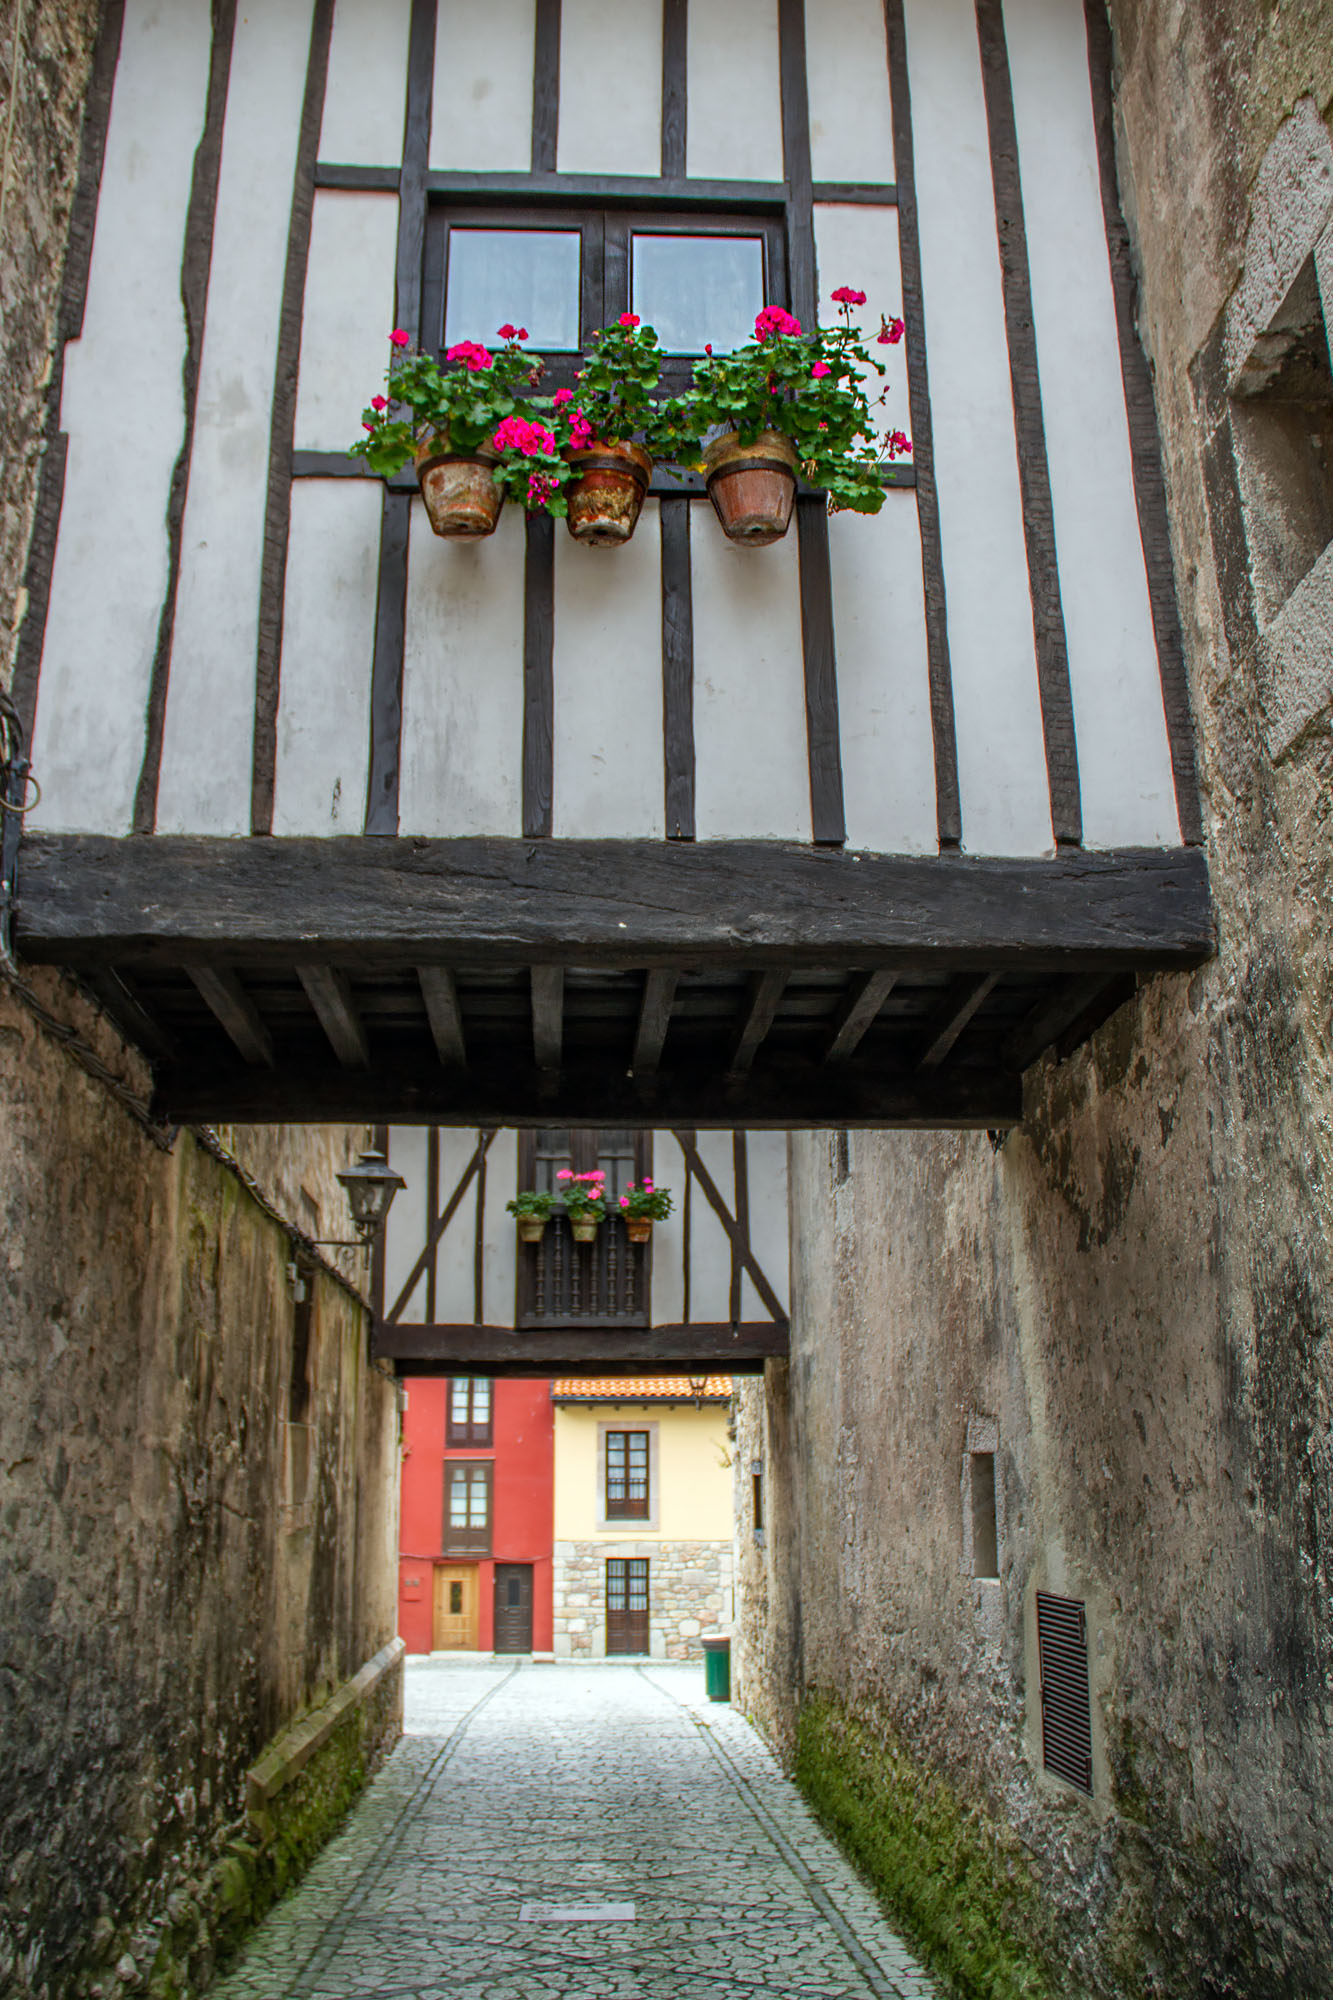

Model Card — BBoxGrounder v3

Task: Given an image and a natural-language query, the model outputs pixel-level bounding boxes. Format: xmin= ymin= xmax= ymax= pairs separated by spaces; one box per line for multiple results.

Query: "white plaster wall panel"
xmin=689 ymin=1132 xmax=736 ymax=1323
xmin=430 ymin=0 xmax=536 ymax=171
xmin=741 ymin=1129 xmax=790 ymax=1322
xmin=294 ymin=193 xmax=400 ymax=452
xmin=813 ymin=203 xmax=909 ymax=404
xmin=557 ymin=0 xmax=661 ymax=177
xmin=692 ymin=512 xmax=810 ymax=840
xmin=435 ymin=1129 xmax=488 ymax=1324
xmin=1004 ymin=0 xmax=1180 ymax=847
xmin=272 ymin=481 xmax=378 ymax=834
xmin=156 ymin=3 xmax=316 ymax=835
xmin=319 ymin=0 xmax=411 ymax=164
xmin=686 ymin=0 xmax=784 ymax=183
xmin=399 ymin=502 xmax=525 ymax=835
xmin=830 ymin=500 xmax=936 ymax=852
xmin=649 ymin=1133 xmax=688 ymax=1326
xmin=553 ymin=509 xmax=664 ymax=838
xmin=385 ymin=1125 xmax=430 ymax=1320
xmin=805 ymin=0 xmax=896 ymax=184
xmin=902 ymin=0 xmax=1052 ymax=856
xmin=29 ymin=0 xmax=213 ymax=833
xmin=481 ymin=1129 xmax=519 ymax=1327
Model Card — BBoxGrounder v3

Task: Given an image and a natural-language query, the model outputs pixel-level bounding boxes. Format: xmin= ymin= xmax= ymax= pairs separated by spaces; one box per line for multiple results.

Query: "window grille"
xmin=1036 ymin=1591 xmax=1093 ymax=1794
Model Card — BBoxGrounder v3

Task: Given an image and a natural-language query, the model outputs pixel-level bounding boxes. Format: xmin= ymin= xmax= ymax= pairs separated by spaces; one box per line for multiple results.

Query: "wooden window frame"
xmin=597 ymin=1418 xmax=660 ymax=1530
xmin=446 ymin=1375 xmax=494 ymax=1447
xmin=604 ymin=1427 xmax=651 ymax=1521
xmin=422 ymin=202 xmax=789 ymax=392
xmin=441 ymin=1458 xmax=493 ymax=1556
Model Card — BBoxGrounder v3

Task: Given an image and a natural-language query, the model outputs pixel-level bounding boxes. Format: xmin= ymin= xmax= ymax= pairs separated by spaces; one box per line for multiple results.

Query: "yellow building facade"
xmin=551 ymin=1377 xmax=734 ymax=1660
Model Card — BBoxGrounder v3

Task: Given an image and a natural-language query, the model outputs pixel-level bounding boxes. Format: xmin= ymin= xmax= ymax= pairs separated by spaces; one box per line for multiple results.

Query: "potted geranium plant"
xmin=617 ymin=1178 xmax=672 ymax=1245
xmin=557 ymin=1167 xmax=608 ymax=1243
xmin=506 ymin=1188 xmax=557 ymax=1244
xmin=352 ymin=325 xmax=570 ymax=538
xmin=550 ymin=315 xmax=700 ymax=547
xmin=686 ymin=290 xmax=910 ymax=544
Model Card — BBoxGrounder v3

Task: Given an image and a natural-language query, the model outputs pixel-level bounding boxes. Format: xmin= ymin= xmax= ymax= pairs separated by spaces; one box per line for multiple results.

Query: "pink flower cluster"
xmin=831 ymin=285 xmax=867 ymax=306
xmin=618 ymin=312 xmax=640 ymax=328
xmin=497 ymin=323 xmax=529 ymax=341
xmin=878 ymin=315 xmax=905 ymax=346
xmin=446 ymin=340 xmax=493 ymax=371
xmin=491 ymin=414 xmax=556 ymax=456
xmin=810 ymin=360 xmax=831 ymax=379
xmin=568 ymin=411 xmax=595 ymax=448
xmin=755 ymin=305 xmax=802 ymax=339
xmin=389 ymin=328 xmax=411 ymax=347
xmin=527 ymin=472 xmax=557 ymax=506
xmin=557 ymin=1168 xmax=606 ymax=1184
xmin=618 ymin=1177 xmax=656 ymax=1209
xmin=885 ymin=428 xmax=913 ymax=457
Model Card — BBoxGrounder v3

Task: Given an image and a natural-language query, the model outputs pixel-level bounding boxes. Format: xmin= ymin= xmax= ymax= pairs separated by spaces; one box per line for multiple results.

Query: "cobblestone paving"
xmin=209 ymin=1658 xmax=938 ymax=2000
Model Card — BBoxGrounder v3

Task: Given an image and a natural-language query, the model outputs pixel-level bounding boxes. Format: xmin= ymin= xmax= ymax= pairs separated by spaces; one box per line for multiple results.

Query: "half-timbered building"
xmin=7 ymin=0 xmax=1211 ymax=1136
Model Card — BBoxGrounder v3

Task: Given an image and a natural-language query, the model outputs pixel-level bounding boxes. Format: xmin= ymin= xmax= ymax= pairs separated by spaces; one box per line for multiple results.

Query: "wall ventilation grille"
xmin=1036 ymin=1591 xmax=1093 ymax=1794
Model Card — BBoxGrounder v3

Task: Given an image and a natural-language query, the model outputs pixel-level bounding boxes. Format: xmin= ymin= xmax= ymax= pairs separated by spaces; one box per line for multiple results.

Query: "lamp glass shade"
xmin=336 ymin=1150 xmax=406 ymax=1237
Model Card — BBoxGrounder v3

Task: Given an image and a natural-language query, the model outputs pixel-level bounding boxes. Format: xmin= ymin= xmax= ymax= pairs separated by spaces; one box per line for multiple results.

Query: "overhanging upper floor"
xmin=14 ymin=833 xmax=1212 ymax=1127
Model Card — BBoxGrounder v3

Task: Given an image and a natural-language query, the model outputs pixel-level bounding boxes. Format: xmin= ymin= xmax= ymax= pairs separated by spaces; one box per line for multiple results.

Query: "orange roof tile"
xmin=551 ymin=1374 xmax=733 ymax=1403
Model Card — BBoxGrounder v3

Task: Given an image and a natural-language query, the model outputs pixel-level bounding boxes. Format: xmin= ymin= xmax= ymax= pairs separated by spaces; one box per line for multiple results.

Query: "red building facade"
xmin=397 ymin=1376 xmax=554 ymax=1655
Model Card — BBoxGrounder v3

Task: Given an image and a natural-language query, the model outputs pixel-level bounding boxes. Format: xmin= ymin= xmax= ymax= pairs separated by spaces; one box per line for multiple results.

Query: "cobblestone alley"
xmin=209 ymin=1660 xmax=937 ymax=2000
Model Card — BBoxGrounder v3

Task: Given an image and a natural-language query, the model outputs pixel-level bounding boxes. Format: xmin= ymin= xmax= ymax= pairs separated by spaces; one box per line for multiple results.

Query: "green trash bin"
xmin=701 ymin=1633 xmax=731 ymax=1702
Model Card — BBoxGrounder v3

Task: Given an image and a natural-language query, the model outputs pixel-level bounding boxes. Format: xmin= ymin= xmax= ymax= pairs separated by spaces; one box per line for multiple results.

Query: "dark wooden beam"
xmin=17 ymin=836 xmax=1215 ymax=971
xmin=919 ymin=971 xmax=1001 ymax=1069
xmin=151 ymin=1053 xmax=1024 ymax=1130
xmin=417 ymin=965 xmax=466 ymax=1065
xmin=661 ymin=0 xmax=687 ymax=179
xmin=531 ymin=965 xmax=564 ymax=1072
xmin=375 ymin=1320 xmax=789 ymax=1375
xmin=660 ymin=497 xmax=695 ymax=839
xmin=1000 ymin=971 xmax=1112 ymax=1072
xmin=728 ymin=971 xmax=789 ymax=1078
xmin=826 ymin=969 xmax=897 ymax=1062
xmin=531 ymin=0 xmax=561 ymax=172
xmin=296 ymin=964 xmax=369 ymax=1067
xmin=187 ymin=964 xmax=275 ymax=1067
xmin=522 ymin=514 xmax=555 ymax=837
xmin=632 ymin=968 xmax=677 ymax=1078
xmin=84 ymin=969 xmax=176 ymax=1063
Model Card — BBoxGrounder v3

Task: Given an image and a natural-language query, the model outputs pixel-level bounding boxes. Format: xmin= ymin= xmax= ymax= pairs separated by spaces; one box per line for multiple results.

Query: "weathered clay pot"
xmin=516 ymin=1215 xmax=547 ymax=1244
xmin=569 ymin=1215 xmax=602 ymax=1244
xmin=415 ymin=438 xmax=502 ymax=538
xmin=565 ymin=439 xmax=653 ymax=546
xmin=625 ymin=1217 xmax=653 ymax=1245
xmin=704 ymin=428 xmax=798 ymax=544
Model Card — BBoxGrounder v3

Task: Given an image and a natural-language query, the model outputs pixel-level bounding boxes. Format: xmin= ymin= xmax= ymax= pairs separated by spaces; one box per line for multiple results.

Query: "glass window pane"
xmin=449 ymin=1469 xmax=468 ymax=1527
xmin=445 ymin=229 xmax=581 ymax=351
xmin=474 ymin=1379 xmax=491 ymax=1426
xmin=632 ymin=234 xmax=765 ymax=354
xmin=451 ymin=1379 xmax=469 ymax=1424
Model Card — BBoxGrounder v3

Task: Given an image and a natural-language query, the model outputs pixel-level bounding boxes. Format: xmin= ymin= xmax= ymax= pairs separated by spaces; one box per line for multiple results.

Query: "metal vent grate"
xmin=1036 ymin=1591 xmax=1093 ymax=1794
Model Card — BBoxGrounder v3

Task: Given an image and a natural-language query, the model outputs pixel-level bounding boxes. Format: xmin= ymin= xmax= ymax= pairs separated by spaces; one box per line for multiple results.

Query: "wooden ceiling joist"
xmin=186 ymin=964 xmax=275 ymax=1068
xmin=825 ymin=968 xmax=898 ymax=1062
xmin=296 ymin=964 xmax=368 ymax=1068
xmin=417 ymin=965 xmax=466 ymax=1066
xmin=727 ymin=971 xmax=788 ymax=1078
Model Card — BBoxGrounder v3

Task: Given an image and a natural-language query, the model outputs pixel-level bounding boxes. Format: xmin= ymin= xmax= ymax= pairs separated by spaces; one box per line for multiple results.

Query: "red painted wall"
xmin=397 ymin=1377 xmax=554 ymax=1654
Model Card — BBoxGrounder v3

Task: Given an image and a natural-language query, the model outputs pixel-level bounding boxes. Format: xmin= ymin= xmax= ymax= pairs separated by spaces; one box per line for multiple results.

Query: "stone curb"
xmin=247 ymin=1638 xmax=406 ymax=1822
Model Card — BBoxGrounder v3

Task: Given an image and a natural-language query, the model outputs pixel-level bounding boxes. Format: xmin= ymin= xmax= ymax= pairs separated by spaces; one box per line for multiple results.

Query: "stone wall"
xmin=735 ymin=8 xmax=1333 ymax=1999
xmin=553 ymin=1540 xmax=732 ymax=1660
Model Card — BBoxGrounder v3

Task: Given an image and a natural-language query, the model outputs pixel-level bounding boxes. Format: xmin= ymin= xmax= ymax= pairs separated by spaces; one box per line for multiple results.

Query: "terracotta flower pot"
xmin=568 ymin=1214 xmax=602 ymax=1244
xmin=704 ymin=429 xmax=798 ymax=545
xmin=625 ymin=1217 xmax=653 ymax=1245
xmin=415 ymin=438 xmax=502 ymax=539
xmin=565 ymin=439 xmax=653 ymax=546
xmin=515 ymin=1215 xmax=547 ymax=1244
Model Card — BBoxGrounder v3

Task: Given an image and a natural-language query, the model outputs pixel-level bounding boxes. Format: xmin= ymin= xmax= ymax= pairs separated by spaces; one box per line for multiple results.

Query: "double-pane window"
xmin=448 ymin=1376 xmax=493 ymax=1446
xmin=443 ymin=1461 xmax=492 ymax=1554
xmin=606 ymin=1429 xmax=650 ymax=1520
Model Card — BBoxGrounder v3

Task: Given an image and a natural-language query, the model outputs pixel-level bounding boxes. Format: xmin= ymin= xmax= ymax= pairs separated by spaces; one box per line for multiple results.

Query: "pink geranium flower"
xmin=446 ymin=339 xmax=493 ymax=371
xmin=878 ymin=315 xmax=905 ymax=345
xmin=619 ymin=312 xmax=641 ymax=328
xmin=557 ymin=1168 xmax=573 ymax=1179
xmin=497 ymin=323 xmax=528 ymax=341
xmin=389 ymin=328 xmax=411 ymax=346
xmin=831 ymin=286 xmax=867 ymax=306
xmin=553 ymin=387 xmax=575 ymax=404
xmin=886 ymin=429 xmax=913 ymax=457
xmin=755 ymin=305 xmax=801 ymax=339
xmin=567 ymin=411 xmax=595 ymax=449
xmin=811 ymin=361 xmax=831 ymax=378
xmin=492 ymin=414 xmax=556 ymax=456
xmin=371 ymin=395 xmax=388 ymax=411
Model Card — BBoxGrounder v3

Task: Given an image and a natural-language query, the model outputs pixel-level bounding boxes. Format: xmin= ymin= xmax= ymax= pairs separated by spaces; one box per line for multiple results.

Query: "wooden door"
xmin=606 ymin=1557 xmax=650 ymax=1655
xmin=433 ymin=1564 xmax=478 ymax=1650
xmin=493 ymin=1563 xmax=534 ymax=1654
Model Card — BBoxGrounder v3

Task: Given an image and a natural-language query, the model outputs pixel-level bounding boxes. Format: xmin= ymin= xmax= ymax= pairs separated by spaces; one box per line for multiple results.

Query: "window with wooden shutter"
xmin=1036 ymin=1591 xmax=1093 ymax=1794
xmin=606 ymin=1557 xmax=650 ymax=1655
xmin=447 ymin=1376 xmax=493 ymax=1446
xmin=605 ymin=1429 xmax=650 ymax=1520
xmin=442 ymin=1460 xmax=493 ymax=1556
xmin=516 ymin=1129 xmax=652 ymax=1327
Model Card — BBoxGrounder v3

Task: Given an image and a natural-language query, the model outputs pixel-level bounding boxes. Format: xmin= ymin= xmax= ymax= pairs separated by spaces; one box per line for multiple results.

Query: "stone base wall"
xmin=553 ymin=1540 xmax=733 ymax=1660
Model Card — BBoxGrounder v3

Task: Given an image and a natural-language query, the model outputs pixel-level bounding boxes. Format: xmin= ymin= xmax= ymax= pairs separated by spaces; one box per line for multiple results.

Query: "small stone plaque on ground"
xmin=519 ymin=1902 xmax=636 ymax=1923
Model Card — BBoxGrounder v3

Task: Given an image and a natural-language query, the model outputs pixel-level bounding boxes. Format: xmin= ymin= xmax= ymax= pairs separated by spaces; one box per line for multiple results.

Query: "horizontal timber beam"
xmin=146 ymin=1054 xmax=1022 ymax=1128
xmin=374 ymin=1321 xmax=789 ymax=1375
xmin=16 ymin=836 xmax=1214 ymax=971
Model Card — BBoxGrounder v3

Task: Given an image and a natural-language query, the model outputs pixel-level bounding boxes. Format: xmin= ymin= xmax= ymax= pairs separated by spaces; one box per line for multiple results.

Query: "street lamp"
xmin=303 ymin=1149 xmax=407 ymax=1252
